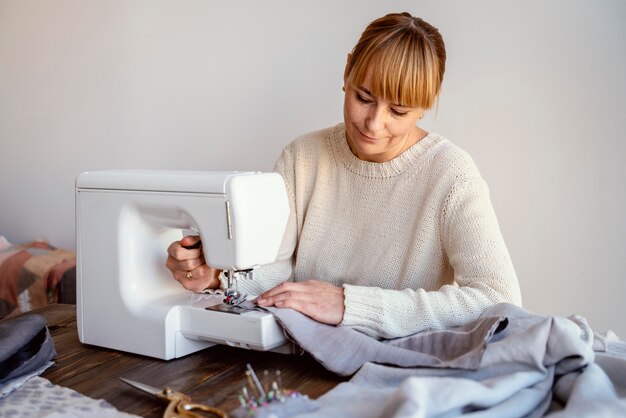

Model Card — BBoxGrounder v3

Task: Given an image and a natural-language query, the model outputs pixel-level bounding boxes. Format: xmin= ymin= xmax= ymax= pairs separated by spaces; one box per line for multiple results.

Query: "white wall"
xmin=1 ymin=1 xmax=625 ymax=336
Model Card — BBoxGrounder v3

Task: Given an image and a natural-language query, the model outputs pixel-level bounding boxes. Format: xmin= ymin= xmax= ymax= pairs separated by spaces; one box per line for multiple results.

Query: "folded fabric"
xmin=0 ymin=314 xmax=56 ymax=386
xmin=0 ymin=236 xmax=76 ymax=319
xmin=0 ymin=376 xmax=141 ymax=418
xmin=0 ymin=361 xmax=54 ymax=398
xmin=262 ymin=304 xmax=508 ymax=376
xmin=291 ymin=303 xmax=626 ymax=418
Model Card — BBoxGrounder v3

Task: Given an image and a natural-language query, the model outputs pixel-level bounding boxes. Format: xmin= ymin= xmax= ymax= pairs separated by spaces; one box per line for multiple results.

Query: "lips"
xmin=357 ymin=129 xmax=380 ymax=143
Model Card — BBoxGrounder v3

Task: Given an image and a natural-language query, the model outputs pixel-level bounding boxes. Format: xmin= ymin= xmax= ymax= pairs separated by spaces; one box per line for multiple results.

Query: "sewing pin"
xmin=271 ymin=381 xmax=284 ymax=402
xmin=246 ymin=363 xmax=267 ymax=399
xmin=262 ymin=370 xmax=270 ymax=394
xmin=245 ymin=370 xmax=259 ymax=398
xmin=275 ymin=370 xmax=283 ymax=391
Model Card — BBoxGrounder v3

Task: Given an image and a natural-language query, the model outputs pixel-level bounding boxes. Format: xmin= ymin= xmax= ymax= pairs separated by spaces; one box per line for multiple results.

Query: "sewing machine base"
xmin=180 ymin=294 xmax=292 ymax=354
xmin=79 ymin=292 xmax=292 ymax=360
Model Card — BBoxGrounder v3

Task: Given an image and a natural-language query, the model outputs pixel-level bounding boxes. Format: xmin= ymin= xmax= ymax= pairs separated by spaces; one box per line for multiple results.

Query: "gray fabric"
xmin=0 ymin=314 xmax=56 ymax=385
xmin=265 ymin=305 xmax=508 ymax=376
xmin=595 ymin=352 xmax=626 ymax=399
xmin=260 ymin=303 xmax=626 ymax=417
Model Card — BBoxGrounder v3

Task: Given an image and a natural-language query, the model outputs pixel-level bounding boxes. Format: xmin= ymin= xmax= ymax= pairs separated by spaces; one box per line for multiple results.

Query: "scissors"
xmin=120 ymin=377 xmax=228 ymax=418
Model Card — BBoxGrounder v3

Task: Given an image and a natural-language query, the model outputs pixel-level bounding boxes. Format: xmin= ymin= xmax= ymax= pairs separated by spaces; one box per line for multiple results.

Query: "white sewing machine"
xmin=75 ymin=170 xmax=290 ymax=360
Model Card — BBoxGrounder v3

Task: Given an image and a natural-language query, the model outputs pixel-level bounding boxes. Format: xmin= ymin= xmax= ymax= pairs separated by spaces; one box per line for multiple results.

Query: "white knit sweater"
xmin=241 ymin=123 xmax=522 ymax=339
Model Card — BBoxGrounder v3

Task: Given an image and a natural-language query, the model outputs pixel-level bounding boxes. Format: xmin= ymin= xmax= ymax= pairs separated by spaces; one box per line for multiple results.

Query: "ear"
xmin=343 ymin=53 xmax=353 ymax=85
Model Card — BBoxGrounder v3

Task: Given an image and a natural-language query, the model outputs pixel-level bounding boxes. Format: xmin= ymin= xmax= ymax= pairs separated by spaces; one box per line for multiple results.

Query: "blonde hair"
xmin=346 ymin=12 xmax=446 ymax=109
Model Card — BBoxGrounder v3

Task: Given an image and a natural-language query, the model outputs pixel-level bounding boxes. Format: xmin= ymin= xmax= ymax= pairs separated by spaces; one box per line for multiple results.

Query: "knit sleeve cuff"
xmin=341 ymin=284 xmax=386 ymax=336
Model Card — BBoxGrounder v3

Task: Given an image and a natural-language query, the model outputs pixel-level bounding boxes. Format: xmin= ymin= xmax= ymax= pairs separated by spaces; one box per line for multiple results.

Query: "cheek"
xmin=388 ymin=118 xmax=418 ymax=137
xmin=344 ymin=99 xmax=365 ymax=124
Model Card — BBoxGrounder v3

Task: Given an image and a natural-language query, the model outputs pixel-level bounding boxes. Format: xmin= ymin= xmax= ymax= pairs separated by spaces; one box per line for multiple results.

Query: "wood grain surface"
xmin=10 ymin=304 xmax=345 ymax=417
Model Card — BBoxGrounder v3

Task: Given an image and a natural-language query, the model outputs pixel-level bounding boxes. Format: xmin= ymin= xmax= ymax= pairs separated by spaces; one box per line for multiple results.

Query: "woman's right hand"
xmin=166 ymin=235 xmax=221 ymax=292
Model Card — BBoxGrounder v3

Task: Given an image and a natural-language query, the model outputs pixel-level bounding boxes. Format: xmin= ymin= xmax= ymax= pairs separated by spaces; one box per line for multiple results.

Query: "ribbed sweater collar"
xmin=330 ymin=123 xmax=441 ymax=178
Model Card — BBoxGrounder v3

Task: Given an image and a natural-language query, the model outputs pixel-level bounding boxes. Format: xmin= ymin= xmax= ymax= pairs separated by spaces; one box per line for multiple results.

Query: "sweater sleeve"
xmin=341 ymin=178 xmax=522 ymax=339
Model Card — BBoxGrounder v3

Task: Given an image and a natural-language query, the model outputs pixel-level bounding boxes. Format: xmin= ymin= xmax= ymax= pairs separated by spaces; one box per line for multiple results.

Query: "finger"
xmin=181 ymin=235 xmax=202 ymax=249
xmin=168 ymin=240 xmax=203 ymax=261
xmin=272 ymin=297 xmax=311 ymax=311
xmin=174 ymin=264 xmax=220 ymax=292
xmin=272 ymin=298 xmax=343 ymax=325
xmin=181 ymin=235 xmax=200 ymax=246
xmin=258 ymin=280 xmax=333 ymax=303
xmin=257 ymin=287 xmax=322 ymax=308
xmin=256 ymin=281 xmax=345 ymax=325
xmin=258 ymin=281 xmax=308 ymax=299
xmin=166 ymin=254 xmax=205 ymax=273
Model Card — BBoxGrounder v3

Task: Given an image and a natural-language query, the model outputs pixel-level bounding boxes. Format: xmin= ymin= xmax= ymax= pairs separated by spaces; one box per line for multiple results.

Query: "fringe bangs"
xmin=347 ymin=17 xmax=444 ymax=110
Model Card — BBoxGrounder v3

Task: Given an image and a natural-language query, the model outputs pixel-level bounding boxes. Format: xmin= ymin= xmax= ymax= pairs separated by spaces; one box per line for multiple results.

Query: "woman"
xmin=166 ymin=12 xmax=522 ymax=339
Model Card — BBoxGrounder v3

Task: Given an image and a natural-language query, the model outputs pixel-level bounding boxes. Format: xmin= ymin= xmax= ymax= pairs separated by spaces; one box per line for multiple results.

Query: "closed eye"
xmin=355 ymin=92 xmax=374 ymax=104
xmin=390 ymin=108 xmax=409 ymax=117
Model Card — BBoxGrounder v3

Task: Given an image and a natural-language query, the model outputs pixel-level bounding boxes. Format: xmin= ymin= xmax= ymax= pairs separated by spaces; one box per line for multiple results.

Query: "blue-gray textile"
xmin=264 ymin=305 xmax=507 ymax=376
xmin=262 ymin=303 xmax=626 ymax=417
xmin=0 ymin=314 xmax=56 ymax=385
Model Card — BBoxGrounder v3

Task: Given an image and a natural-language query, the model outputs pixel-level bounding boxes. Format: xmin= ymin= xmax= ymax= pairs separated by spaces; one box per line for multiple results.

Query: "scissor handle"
xmin=177 ymin=401 xmax=228 ymax=418
xmin=163 ymin=391 xmax=228 ymax=418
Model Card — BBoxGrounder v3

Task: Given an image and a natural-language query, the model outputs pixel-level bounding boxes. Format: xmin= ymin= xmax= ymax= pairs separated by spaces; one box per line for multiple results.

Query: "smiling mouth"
xmin=358 ymin=129 xmax=379 ymax=142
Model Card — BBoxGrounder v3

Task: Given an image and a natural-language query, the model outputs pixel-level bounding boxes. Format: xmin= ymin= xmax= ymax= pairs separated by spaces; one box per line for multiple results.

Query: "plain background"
xmin=1 ymin=1 xmax=625 ymax=337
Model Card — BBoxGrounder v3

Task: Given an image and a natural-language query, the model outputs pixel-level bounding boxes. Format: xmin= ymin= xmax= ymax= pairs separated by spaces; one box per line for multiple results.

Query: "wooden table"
xmin=24 ymin=304 xmax=345 ymax=417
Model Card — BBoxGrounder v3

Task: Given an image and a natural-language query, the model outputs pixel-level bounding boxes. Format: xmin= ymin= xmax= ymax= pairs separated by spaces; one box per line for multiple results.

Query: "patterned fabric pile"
xmin=0 ymin=236 xmax=75 ymax=318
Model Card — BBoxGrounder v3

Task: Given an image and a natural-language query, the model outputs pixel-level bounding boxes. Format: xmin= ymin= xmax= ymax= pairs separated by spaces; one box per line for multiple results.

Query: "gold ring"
xmin=186 ymin=271 xmax=193 ymax=279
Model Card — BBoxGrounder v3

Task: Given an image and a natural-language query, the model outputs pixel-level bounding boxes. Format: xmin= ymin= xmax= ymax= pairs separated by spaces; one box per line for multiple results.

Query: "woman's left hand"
xmin=256 ymin=280 xmax=345 ymax=325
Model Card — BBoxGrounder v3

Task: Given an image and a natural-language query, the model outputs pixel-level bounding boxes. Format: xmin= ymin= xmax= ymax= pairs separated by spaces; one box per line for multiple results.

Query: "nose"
xmin=365 ymin=105 xmax=385 ymax=132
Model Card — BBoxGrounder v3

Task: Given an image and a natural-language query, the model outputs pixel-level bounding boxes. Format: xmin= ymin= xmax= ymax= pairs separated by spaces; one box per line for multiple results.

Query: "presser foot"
xmin=223 ymin=288 xmax=248 ymax=306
